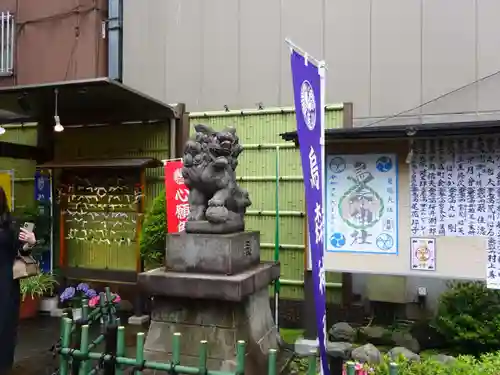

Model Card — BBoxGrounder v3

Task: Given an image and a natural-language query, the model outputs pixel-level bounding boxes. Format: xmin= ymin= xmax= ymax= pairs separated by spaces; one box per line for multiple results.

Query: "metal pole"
xmin=285 ymin=38 xmax=327 ymax=70
xmin=274 ymin=146 xmax=281 ymax=330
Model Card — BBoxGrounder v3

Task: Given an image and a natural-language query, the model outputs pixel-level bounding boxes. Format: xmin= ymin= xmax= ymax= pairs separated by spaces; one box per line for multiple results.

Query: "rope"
xmin=169 ymin=361 xmax=178 ymax=375
xmin=128 ymin=360 xmax=146 ymax=374
xmin=49 ymin=338 xmax=62 ymax=358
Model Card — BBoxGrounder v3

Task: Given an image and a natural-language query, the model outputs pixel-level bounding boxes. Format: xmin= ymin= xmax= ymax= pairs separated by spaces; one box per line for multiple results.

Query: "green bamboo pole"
xmin=199 ymin=340 xmax=208 ymax=375
xmin=99 ymin=292 xmax=107 ymax=328
xmin=172 ymin=332 xmax=181 ymax=369
xmin=60 ymin=317 xmax=72 ymax=375
xmin=81 ymin=302 xmax=89 ymax=323
xmin=346 ymin=362 xmax=355 ymax=375
xmin=135 ymin=332 xmax=145 ymax=375
xmin=78 ymin=325 xmax=90 ymax=375
xmin=306 ymin=350 xmax=316 ymax=375
xmin=389 ymin=362 xmax=398 ymax=375
xmin=58 ymin=348 xmax=241 ymax=375
xmin=105 ymin=287 xmax=114 ymax=322
xmin=87 ymin=334 xmax=105 ymax=351
xmin=116 ymin=326 xmax=126 ymax=375
xmin=273 ymin=145 xmax=281 ymax=330
xmin=268 ymin=349 xmax=277 ymax=375
xmin=235 ymin=340 xmax=246 ymax=375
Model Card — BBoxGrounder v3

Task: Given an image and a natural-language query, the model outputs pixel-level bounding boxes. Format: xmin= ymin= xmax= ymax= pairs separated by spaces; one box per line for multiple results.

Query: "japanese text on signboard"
xmin=164 ymin=160 xmax=190 ymax=233
xmin=409 ymin=137 xmax=500 ymax=288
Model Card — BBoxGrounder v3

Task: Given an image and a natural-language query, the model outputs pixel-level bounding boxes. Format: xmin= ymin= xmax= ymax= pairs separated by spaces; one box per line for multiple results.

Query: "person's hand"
xmin=19 ymin=228 xmax=36 ymax=246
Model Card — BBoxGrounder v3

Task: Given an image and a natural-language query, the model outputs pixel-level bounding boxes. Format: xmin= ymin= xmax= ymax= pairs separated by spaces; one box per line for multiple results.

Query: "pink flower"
xmin=88 ymin=293 xmax=121 ymax=308
xmin=89 ymin=296 xmax=100 ymax=308
xmin=112 ymin=293 xmax=121 ymax=303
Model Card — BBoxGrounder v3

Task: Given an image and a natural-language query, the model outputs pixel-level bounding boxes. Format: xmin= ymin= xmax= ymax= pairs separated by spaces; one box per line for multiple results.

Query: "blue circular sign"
xmin=376 ymin=156 xmax=393 ymax=172
xmin=376 ymin=233 xmax=394 ymax=251
xmin=330 ymin=232 xmax=346 ymax=248
xmin=329 ymin=157 xmax=346 ymax=174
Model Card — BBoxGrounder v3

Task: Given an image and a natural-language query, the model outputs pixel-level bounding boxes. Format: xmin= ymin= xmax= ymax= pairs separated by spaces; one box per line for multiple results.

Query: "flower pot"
xmin=40 ymin=296 xmax=58 ymax=313
xmin=20 ymin=296 xmax=40 ymax=320
xmin=72 ymin=307 xmax=82 ymax=321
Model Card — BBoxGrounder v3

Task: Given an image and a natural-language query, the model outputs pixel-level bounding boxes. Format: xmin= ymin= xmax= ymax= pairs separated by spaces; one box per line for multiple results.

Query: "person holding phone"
xmin=0 ymin=187 xmax=36 ymax=374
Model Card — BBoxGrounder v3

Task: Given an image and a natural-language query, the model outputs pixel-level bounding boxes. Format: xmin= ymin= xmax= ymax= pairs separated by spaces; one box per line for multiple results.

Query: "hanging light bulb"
xmin=53 ymin=88 xmax=64 ymax=132
xmin=54 ymin=115 xmax=64 ymax=132
xmin=0 ymin=126 xmax=5 ymax=135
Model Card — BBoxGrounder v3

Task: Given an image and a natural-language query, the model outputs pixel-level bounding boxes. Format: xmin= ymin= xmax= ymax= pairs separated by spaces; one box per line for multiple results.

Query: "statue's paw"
xmin=208 ymin=198 xmax=224 ymax=207
xmin=206 ymin=206 xmax=229 ymax=223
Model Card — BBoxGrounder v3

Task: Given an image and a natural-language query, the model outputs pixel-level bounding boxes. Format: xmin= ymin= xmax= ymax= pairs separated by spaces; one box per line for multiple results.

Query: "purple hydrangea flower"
xmin=85 ymin=289 xmax=97 ymax=298
xmin=60 ymin=286 xmax=75 ymax=302
xmin=76 ymin=283 xmax=90 ymax=293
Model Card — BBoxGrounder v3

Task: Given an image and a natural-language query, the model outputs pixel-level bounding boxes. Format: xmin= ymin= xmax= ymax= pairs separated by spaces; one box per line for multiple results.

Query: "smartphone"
xmin=22 ymin=222 xmax=35 ymax=232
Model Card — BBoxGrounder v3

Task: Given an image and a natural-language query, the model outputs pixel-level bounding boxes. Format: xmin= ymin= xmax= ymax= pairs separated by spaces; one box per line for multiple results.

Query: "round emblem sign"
xmin=300 ymin=80 xmax=316 ymax=131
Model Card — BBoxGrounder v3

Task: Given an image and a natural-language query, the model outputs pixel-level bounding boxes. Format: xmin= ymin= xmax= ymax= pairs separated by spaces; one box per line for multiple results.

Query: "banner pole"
xmin=274 ymin=146 xmax=281 ymax=331
xmin=288 ymin=41 xmax=330 ymax=375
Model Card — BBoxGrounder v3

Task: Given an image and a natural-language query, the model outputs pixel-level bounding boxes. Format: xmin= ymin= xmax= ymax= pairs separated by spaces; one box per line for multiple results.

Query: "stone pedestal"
xmin=138 ymin=232 xmax=280 ymax=375
xmin=165 ymin=231 xmax=260 ymax=275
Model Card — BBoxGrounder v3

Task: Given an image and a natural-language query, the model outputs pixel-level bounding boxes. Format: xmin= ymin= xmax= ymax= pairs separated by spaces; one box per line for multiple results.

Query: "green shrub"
xmin=374 ymin=351 xmax=500 ymax=375
xmin=433 ymin=281 xmax=500 ymax=355
xmin=139 ymin=190 xmax=166 ymax=267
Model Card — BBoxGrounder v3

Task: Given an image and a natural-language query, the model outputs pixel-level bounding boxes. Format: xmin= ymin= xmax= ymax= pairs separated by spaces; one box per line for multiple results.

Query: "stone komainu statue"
xmin=181 ymin=124 xmax=251 ymax=234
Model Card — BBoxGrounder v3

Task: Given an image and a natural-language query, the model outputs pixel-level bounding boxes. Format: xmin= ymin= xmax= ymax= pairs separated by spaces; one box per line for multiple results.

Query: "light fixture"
xmin=0 ymin=126 xmax=5 ymax=135
xmin=54 ymin=115 xmax=64 ymax=132
xmin=53 ymin=88 xmax=64 ymax=132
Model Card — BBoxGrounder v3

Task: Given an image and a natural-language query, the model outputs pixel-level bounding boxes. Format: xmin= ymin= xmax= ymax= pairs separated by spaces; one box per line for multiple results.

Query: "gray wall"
xmin=123 ymin=0 xmax=500 ymax=126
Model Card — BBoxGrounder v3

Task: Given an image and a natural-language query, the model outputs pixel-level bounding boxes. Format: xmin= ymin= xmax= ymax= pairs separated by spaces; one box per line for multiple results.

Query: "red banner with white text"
xmin=164 ymin=160 xmax=190 ymax=233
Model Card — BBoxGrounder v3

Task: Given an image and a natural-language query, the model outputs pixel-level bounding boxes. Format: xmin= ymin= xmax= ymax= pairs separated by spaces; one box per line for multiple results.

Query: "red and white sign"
xmin=164 ymin=160 xmax=190 ymax=233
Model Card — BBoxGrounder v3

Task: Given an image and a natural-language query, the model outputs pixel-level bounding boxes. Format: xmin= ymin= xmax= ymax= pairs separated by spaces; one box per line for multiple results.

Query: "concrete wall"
xmin=123 ymin=0 xmax=500 ymax=127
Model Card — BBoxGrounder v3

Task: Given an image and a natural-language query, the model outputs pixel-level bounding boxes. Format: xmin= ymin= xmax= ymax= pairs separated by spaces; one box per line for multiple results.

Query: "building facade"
xmin=0 ymin=0 xmax=108 ymax=87
xmin=123 ymin=0 xmax=500 ymax=127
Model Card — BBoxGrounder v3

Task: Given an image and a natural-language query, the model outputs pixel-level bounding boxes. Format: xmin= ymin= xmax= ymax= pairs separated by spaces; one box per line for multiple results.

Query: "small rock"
xmin=358 ymin=326 xmax=392 ymax=346
xmin=220 ymin=359 xmax=238 ymax=372
xmin=388 ymin=347 xmax=420 ymax=362
xmin=328 ymin=322 xmax=356 ymax=342
xmin=326 ymin=341 xmax=353 ymax=359
xmin=391 ymin=331 xmax=420 ymax=353
xmin=431 ymin=354 xmax=456 ymax=365
xmin=118 ymin=299 xmax=134 ymax=312
xmin=351 ymin=343 xmax=382 ymax=365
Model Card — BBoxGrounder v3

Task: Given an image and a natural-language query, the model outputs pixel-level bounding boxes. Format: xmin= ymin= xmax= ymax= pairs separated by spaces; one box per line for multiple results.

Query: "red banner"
xmin=164 ymin=160 xmax=190 ymax=233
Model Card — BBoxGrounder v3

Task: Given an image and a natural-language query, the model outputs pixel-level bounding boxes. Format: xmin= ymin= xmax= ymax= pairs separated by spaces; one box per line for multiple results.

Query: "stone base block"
xmin=128 ymin=315 xmax=150 ymax=325
xmin=138 ymin=262 xmax=280 ymax=301
xmin=143 ymin=289 xmax=278 ymax=375
xmin=165 ymin=231 xmax=260 ymax=275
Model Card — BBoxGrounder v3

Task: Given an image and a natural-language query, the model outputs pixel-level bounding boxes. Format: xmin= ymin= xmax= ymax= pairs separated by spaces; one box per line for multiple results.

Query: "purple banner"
xmin=290 ymin=49 xmax=329 ymax=375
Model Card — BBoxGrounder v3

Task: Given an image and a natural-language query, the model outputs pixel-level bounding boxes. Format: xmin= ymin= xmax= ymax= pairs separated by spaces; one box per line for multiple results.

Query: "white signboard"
xmin=409 ymin=137 xmax=499 ymax=288
xmin=410 ymin=237 xmax=436 ymax=271
xmin=325 ymin=154 xmax=398 ymax=254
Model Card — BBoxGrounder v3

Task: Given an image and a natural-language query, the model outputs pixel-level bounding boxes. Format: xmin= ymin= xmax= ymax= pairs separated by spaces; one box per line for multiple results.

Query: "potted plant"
xmin=20 ymin=272 xmax=58 ymax=319
xmin=59 ymin=283 xmax=97 ymax=320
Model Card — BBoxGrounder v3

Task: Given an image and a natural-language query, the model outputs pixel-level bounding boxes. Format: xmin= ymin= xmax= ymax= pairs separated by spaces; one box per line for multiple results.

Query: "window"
xmin=0 ymin=11 xmax=14 ymax=75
